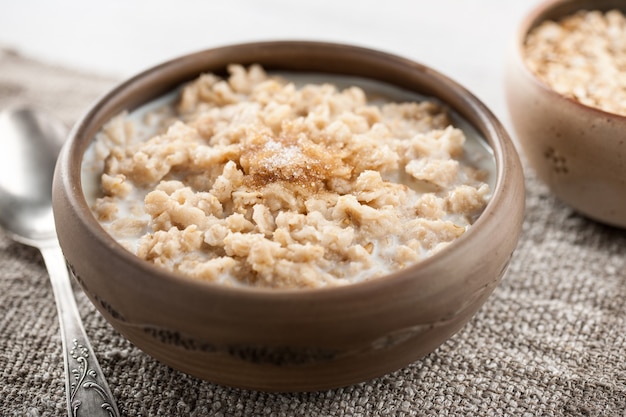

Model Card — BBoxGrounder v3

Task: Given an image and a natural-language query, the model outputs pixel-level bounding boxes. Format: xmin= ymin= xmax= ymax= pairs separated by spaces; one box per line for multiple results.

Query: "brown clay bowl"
xmin=52 ymin=41 xmax=525 ymax=392
xmin=505 ymin=0 xmax=626 ymax=228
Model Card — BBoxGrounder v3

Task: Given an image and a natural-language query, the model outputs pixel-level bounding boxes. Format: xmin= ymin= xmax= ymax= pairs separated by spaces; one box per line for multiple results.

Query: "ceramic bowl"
xmin=505 ymin=0 xmax=626 ymax=228
xmin=52 ymin=41 xmax=524 ymax=392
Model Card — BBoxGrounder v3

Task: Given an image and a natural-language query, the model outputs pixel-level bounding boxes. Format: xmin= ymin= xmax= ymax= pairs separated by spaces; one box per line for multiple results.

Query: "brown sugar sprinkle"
xmin=240 ymin=131 xmax=350 ymax=191
xmin=524 ymin=9 xmax=626 ymax=116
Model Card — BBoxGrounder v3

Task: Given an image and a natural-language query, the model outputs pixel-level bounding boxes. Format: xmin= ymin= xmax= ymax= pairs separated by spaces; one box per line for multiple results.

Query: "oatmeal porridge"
xmin=524 ymin=9 xmax=626 ymax=116
xmin=82 ymin=65 xmax=493 ymax=289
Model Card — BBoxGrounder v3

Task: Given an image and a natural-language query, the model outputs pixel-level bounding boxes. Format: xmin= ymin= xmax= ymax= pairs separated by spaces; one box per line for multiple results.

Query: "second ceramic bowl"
xmin=505 ymin=0 xmax=626 ymax=228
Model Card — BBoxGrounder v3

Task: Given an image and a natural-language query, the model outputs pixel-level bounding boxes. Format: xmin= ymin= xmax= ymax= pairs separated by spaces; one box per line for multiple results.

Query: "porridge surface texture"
xmin=86 ymin=65 xmax=490 ymax=289
xmin=524 ymin=9 xmax=626 ymax=116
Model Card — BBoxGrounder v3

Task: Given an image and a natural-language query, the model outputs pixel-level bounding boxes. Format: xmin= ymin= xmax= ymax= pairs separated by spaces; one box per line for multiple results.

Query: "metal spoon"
xmin=0 ymin=108 xmax=120 ymax=417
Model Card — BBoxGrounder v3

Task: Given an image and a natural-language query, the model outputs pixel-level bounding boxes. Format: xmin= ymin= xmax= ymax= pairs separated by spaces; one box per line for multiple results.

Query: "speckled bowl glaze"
xmin=53 ymin=41 xmax=524 ymax=392
xmin=505 ymin=0 xmax=626 ymax=228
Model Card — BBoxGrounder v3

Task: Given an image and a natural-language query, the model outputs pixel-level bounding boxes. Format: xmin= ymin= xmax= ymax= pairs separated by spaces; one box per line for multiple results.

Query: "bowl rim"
xmin=59 ymin=40 xmax=519 ymax=300
xmin=513 ymin=0 xmax=626 ymax=122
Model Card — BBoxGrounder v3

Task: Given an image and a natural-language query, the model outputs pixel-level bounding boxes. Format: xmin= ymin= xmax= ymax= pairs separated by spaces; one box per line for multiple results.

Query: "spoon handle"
xmin=40 ymin=245 xmax=121 ymax=417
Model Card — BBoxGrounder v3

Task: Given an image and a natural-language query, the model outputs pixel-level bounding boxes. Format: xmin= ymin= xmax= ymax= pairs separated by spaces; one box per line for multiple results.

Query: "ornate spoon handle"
xmin=40 ymin=244 xmax=120 ymax=417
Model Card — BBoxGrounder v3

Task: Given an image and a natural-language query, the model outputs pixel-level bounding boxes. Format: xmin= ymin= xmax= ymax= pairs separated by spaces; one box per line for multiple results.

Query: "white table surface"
xmin=0 ymin=0 xmax=542 ymax=131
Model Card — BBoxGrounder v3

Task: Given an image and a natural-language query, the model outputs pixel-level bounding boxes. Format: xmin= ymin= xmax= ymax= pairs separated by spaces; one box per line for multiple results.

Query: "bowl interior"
xmin=524 ymin=0 xmax=626 ymax=32
xmin=518 ymin=0 xmax=626 ymax=87
xmin=69 ymin=41 xmax=509 ymax=292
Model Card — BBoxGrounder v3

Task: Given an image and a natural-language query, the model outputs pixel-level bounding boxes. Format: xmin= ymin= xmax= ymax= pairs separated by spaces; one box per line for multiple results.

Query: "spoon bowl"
xmin=0 ymin=108 xmax=65 ymax=244
xmin=0 ymin=107 xmax=120 ymax=416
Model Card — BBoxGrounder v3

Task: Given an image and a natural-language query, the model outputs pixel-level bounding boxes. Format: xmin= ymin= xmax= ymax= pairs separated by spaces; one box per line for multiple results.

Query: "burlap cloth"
xmin=1 ymin=47 xmax=625 ymax=417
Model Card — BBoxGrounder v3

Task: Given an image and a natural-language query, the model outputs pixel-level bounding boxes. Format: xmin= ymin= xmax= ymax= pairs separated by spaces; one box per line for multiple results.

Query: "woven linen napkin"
xmin=1 ymin=48 xmax=625 ymax=417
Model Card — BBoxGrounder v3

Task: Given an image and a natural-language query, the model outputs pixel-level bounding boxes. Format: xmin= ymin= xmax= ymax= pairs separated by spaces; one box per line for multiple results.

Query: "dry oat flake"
xmin=84 ymin=64 xmax=492 ymax=289
xmin=524 ymin=9 xmax=626 ymax=116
